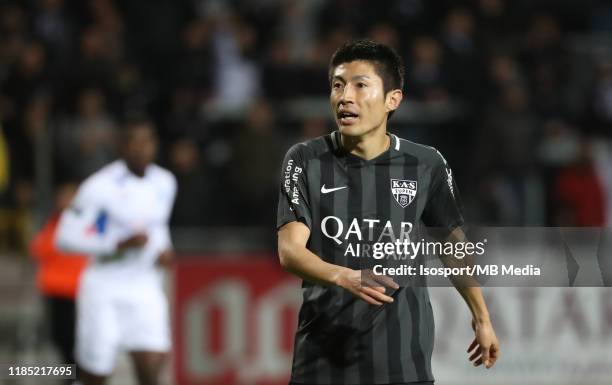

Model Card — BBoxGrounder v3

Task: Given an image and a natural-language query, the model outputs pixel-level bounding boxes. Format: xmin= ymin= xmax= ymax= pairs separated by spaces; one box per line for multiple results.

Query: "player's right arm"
xmin=278 ymin=221 xmax=396 ymax=305
xmin=55 ymin=177 xmax=146 ymax=257
xmin=277 ymin=144 xmax=395 ymax=305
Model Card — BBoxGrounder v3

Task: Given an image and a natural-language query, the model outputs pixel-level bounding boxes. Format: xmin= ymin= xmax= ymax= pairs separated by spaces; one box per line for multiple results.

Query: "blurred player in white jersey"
xmin=55 ymin=119 xmax=177 ymax=385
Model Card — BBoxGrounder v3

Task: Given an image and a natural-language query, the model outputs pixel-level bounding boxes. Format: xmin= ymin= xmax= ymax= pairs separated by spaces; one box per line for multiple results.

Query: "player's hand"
xmin=156 ymin=249 xmax=174 ymax=268
xmin=116 ymin=233 xmax=148 ymax=251
xmin=336 ymin=268 xmax=399 ymax=306
xmin=467 ymin=319 xmax=500 ymax=369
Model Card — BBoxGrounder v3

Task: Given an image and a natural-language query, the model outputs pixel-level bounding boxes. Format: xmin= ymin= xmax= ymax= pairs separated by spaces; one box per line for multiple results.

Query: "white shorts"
xmin=75 ymin=272 xmax=171 ymax=375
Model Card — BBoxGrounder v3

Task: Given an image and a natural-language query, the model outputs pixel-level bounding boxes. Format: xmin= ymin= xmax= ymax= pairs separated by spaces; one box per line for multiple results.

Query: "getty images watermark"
xmin=360 ymin=227 xmax=612 ymax=287
xmin=371 ymin=237 xmax=487 ymax=260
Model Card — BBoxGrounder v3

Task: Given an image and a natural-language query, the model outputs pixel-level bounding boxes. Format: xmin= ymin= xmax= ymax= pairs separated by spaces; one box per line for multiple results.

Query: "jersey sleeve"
xmin=161 ymin=171 xmax=178 ymax=222
xmin=276 ymin=144 xmax=312 ymax=230
xmin=160 ymin=172 xmax=177 ymax=250
xmin=55 ymin=177 xmax=116 ymax=257
xmin=422 ymin=150 xmax=464 ymax=233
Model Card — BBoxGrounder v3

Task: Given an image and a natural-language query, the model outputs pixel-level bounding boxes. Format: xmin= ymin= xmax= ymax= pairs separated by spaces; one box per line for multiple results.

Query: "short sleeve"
xmin=160 ymin=171 xmax=178 ymax=222
xmin=276 ymin=144 xmax=312 ymax=230
xmin=157 ymin=170 xmax=177 ymax=251
xmin=70 ymin=177 xmax=104 ymax=213
xmin=422 ymin=150 xmax=464 ymax=232
xmin=55 ymin=175 xmax=116 ymax=256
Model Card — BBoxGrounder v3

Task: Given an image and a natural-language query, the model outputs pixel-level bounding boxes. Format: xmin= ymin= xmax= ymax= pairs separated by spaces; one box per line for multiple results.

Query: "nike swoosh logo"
xmin=321 ymin=185 xmax=347 ymax=194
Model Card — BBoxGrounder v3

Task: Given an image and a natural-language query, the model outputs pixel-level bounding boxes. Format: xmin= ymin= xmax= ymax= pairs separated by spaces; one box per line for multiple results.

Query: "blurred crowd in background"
xmin=1 ymin=0 xmax=612 ymax=254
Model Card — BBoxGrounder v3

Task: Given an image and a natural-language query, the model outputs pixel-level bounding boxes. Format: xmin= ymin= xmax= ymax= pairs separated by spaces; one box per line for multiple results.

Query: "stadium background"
xmin=0 ymin=0 xmax=611 ymax=384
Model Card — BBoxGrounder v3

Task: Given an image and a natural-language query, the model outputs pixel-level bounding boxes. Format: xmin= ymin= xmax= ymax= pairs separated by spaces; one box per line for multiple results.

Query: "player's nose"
xmin=339 ymin=84 xmax=356 ymax=104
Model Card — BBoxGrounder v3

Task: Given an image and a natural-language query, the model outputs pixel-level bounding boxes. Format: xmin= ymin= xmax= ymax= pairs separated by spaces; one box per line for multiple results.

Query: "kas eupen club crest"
xmin=390 ymin=179 xmax=417 ymax=208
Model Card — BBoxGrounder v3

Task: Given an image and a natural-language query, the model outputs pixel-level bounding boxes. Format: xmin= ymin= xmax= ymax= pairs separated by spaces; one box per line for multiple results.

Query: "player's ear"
xmin=385 ymin=89 xmax=403 ymax=113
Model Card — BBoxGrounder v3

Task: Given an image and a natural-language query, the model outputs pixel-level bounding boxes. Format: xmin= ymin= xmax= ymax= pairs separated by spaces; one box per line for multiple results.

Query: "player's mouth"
xmin=337 ymin=111 xmax=359 ymax=125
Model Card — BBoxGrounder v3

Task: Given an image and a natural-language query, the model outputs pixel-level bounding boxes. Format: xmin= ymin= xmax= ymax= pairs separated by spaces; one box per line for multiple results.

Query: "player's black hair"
xmin=329 ymin=39 xmax=404 ymax=119
xmin=329 ymin=39 xmax=405 ymax=95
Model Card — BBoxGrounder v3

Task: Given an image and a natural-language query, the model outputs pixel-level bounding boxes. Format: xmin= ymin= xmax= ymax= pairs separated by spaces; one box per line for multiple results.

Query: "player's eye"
xmin=333 ymin=82 xmax=343 ymax=90
xmin=357 ymin=82 xmax=367 ymax=88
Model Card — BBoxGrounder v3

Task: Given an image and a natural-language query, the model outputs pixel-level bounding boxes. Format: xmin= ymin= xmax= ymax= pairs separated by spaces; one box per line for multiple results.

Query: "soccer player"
xmin=55 ymin=119 xmax=176 ymax=385
xmin=277 ymin=40 xmax=500 ymax=385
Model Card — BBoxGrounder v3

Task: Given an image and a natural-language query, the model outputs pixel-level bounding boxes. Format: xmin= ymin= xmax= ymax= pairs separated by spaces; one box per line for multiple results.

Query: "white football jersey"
xmin=56 ymin=160 xmax=177 ymax=284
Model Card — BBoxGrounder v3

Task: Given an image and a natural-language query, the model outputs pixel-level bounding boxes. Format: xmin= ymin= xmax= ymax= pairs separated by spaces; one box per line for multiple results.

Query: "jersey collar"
xmin=117 ymin=160 xmax=153 ymax=181
xmin=389 ymin=133 xmax=401 ymax=152
xmin=330 ymin=130 xmax=341 ymax=152
xmin=330 ymin=131 xmax=401 ymax=154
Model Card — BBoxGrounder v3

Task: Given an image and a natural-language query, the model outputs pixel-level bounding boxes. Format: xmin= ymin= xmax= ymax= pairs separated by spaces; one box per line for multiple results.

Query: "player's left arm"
xmin=463 ymin=291 xmax=499 ymax=369
xmin=423 ymin=149 xmax=500 ymax=369
xmin=446 ymin=227 xmax=500 ymax=369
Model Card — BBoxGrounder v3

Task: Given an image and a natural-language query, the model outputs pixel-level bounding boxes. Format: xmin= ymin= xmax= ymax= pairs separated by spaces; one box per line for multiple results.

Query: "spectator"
xmin=228 ymin=99 xmax=282 ymax=226
xmin=57 ymin=87 xmax=117 ymax=181
xmin=406 ymin=36 xmax=449 ymax=102
xmin=168 ymin=138 xmax=213 ymax=227
xmin=209 ymin=16 xmax=261 ymax=114
xmin=521 ymin=14 xmax=567 ymax=117
xmin=368 ymin=23 xmax=401 ymax=51
xmin=473 ymin=83 xmax=541 ymax=224
xmin=476 ymin=0 xmax=518 ymax=52
xmin=591 ymin=60 xmax=612 ymax=134
xmin=34 ymin=0 xmax=74 ymax=69
xmin=175 ymin=19 xmax=214 ymax=95
xmin=163 ymin=86 xmax=208 ymax=143
xmin=2 ymin=40 xmax=50 ymax=129
xmin=487 ymin=53 xmax=526 ymax=95
xmin=68 ymin=25 xmax=118 ymax=98
xmin=553 ymin=139 xmax=605 ymax=226
xmin=441 ymin=8 xmax=484 ymax=102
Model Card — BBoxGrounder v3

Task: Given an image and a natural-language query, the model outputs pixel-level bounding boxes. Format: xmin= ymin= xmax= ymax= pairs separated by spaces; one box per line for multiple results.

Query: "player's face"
xmin=123 ymin=124 xmax=157 ymax=173
xmin=330 ymin=60 xmax=400 ymax=137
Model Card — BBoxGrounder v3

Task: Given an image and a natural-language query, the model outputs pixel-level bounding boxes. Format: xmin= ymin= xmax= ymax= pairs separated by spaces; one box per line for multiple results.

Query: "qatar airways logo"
xmin=320 ymin=216 xmax=487 ymax=260
xmin=321 ymin=216 xmax=415 ymax=259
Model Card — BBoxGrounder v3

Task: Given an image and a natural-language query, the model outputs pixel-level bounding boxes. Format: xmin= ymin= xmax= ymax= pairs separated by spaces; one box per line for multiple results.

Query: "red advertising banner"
xmin=173 ymin=255 xmax=301 ymax=385
xmin=172 ymin=256 xmax=612 ymax=385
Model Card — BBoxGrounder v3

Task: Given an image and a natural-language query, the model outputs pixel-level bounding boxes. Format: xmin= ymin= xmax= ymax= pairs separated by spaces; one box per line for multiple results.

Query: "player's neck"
xmin=125 ymin=162 xmax=146 ymax=178
xmin=341 ymin=126 xmax=390 ymax=161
